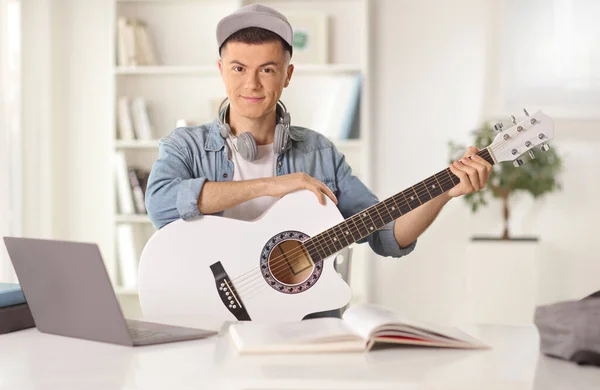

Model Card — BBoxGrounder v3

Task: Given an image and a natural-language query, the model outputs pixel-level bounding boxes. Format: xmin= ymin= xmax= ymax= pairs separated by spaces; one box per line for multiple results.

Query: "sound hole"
xmin=268 ymin=240 xmax=314 ymax=285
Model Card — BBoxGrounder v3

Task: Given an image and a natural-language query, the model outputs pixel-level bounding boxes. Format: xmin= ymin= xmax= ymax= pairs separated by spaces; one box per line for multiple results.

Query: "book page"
xmin=228 ymin=317 xmax=365 ymax=354
xmin=342 ymin=304 xmax=486 ymax=347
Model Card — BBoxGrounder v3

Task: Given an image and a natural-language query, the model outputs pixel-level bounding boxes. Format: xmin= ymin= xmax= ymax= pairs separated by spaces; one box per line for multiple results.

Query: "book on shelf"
xmin=114 ymin=151 xmax=135 ymax=215
xmin=114 ymin=151 xmax=151 ymax=215
xmin=117 ymin=96 xmax=154 ymax=141
xmin=116 ymin=17 xmax=159 ymax=67
xmin=116 ymin=224 xmax=139 ymax=290
xmin=227 ymin=303 xmax=489 ymax=354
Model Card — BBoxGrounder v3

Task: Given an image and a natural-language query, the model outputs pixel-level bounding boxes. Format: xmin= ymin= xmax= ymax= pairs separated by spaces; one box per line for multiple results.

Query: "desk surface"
xmin=1 ymin=324 xmax=599 ymax=390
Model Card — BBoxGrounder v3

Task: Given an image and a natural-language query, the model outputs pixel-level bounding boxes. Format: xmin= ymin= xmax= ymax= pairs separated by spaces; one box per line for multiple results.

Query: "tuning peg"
xmin=528 ymin=150 xmax=536 ymax=160
xmin=540 ymin=143 xmax=550 ymax=152
xmin=513 ymin=158 xmax=524 ymax=167
xmin=523 ymin=108 xmax=530 ymax=117
xmin=494 ymin=122 xmax=504 ymax=132
xmin=510 ymin=115 xmax=517 ymax=125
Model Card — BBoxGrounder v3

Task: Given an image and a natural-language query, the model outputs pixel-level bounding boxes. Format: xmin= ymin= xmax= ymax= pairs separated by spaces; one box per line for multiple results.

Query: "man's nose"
xmin=244 ymin=71 xmax=261 ymax=90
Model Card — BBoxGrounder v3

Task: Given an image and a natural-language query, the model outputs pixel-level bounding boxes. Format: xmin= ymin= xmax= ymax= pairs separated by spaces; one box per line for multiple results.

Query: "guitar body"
xmin=138 ymin=190 xmax=352 ymax=331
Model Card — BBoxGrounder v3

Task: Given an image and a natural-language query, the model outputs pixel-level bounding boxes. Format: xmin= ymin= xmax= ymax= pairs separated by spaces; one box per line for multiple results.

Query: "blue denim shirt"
xmin=145 ymin=119 xmax=416 ymax=258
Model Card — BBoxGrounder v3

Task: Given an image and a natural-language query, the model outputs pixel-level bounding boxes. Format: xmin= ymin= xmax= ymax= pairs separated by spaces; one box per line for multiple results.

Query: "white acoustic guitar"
xmin=138 ymin=110 xmax=555 ymax=331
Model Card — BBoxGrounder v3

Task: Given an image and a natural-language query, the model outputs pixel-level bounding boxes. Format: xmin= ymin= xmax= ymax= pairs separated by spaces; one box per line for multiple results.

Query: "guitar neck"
xmin=303 ymin=148 xmax=496 ymax=262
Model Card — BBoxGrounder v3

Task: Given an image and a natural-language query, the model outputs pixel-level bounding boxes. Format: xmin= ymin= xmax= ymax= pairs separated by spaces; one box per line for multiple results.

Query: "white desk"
xmin=1 ymin=324 xmax=598 ymax=389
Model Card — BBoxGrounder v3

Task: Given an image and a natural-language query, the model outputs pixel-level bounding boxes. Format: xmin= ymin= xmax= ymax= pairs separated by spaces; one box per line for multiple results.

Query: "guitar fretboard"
xmin=303 ymin=148 xmax=495 ymax=262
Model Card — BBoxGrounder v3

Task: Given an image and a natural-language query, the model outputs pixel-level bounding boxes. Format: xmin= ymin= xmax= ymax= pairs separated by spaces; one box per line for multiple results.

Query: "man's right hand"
xmin=267 ymin=173 xmax=338 ymax=206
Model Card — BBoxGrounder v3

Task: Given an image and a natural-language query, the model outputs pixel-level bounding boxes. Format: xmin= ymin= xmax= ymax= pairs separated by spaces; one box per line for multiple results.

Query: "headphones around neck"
xmin=217 ymin=98 xmax=292 ymax=162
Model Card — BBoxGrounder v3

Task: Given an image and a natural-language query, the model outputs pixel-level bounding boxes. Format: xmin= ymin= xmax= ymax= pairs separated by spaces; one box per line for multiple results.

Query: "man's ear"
xmin=284 ymin=64 xmax=294 ymax=88
xmin=217 ymin=58 xmax=224 ymax=75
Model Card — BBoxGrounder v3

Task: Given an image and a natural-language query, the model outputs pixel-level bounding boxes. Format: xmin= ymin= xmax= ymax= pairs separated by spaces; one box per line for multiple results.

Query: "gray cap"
xmin=216 ymin=4 xmax=293 ymax=51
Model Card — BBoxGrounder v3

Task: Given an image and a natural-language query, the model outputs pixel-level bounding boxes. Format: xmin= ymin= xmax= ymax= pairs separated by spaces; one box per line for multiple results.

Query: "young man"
xmin=145 ymin=4 xmax=492 ymax=260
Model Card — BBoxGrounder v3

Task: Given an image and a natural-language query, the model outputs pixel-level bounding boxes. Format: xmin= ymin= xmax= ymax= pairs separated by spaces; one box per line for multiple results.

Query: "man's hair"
xmin=219 ymin=27 xmax=293 ymax=59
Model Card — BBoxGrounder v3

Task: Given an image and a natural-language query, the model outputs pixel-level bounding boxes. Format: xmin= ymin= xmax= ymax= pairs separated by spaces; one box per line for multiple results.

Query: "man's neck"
xmin=228 ymin=109 xmax=277 ymax=145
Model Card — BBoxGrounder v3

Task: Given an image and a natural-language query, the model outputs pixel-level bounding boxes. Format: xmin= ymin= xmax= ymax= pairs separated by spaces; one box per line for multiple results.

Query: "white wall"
xmin=370 ymin=0 xmax=600 ymax=325
xmin=19 ymin=0 xmax=600 ymax=322
xmin=21 ymin=0 xmax=113 ymax=260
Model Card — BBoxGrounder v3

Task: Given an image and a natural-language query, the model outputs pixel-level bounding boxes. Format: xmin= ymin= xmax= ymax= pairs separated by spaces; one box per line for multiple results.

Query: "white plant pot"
xmin=464 ymin=237 xmax=540 ymax=325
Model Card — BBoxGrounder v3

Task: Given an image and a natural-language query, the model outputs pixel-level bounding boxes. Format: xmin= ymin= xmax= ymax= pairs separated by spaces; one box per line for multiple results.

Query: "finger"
xmin=465 ymin=146 xmax=479 ymax=157
xmin=463 ymin=146 xmax=479 ymax=158
xmin=460 ymin=157 xmax=486 ymax=189
xmin=471 ymin=155 xmax=493 ymax=185
xmin=449 ymin=162 xmax=468 ymax=187
xmin=312 ymin=188 xmax=326 ymax=205
xmin=453 ymin=160 xmax=478 ymax=190
xmin=319 ymin=183 xmax=338 ymax=205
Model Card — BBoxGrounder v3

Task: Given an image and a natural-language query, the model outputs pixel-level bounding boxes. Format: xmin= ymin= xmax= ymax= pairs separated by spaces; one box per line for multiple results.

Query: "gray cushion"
xmin=534 ymin=291 xmax=600 ymax=367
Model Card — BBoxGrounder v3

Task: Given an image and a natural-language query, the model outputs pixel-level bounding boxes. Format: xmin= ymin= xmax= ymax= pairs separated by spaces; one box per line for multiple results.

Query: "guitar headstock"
xmin=487 ymin=109 xmax=555 ymax=166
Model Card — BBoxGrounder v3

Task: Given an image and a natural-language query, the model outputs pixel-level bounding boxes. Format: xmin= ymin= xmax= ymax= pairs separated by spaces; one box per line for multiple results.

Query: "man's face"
xmin=218 ymin=41 xmax=293 ymax=121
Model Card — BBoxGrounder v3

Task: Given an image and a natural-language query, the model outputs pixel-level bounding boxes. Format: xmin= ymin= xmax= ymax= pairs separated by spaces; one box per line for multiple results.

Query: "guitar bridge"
xmin=210 ymin=262 xmax=251 ymax=321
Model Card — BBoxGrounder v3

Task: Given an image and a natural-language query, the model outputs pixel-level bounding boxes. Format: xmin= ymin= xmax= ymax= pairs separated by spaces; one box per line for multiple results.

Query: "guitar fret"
xmin=403 ymin=189 xmax=420 ymax=210
xmin=305 ymin=240 xmax=322 ymax=262
xmin=414 ymin=182 xmax=432 ymax=203
xmin=323 ymin=229 xmax=341 ymax=253
xmin=382 ymin=198 xmax=398 ymax=221
xmin=369 ymin=207 xmax=385 ymax=230
xmin=393 ymin=193 xmax=412 ymax=215
xmin=424 ymin=176 xmax=444 ymax=197
xmin=327 ymin=227 xmax=344 ymax=251
xmin=361 ymin=210 xmax=377 ymax=235
xmin=445 ymin=168 xmax=457 ymax=186
xmin=334 ymin=224 xmax=350 ymax=248
xmin=349 ymin=215 xmax=366 ymax=240
xmin=386 ymin=198 xmax=402 ymax=219
xmin=356 ymin=212 xmax=370 ymax=236
xmin=312 ymin=235 xmax=328 ymax=261
xmin=344 ymin=220 xmax=360 ymax=242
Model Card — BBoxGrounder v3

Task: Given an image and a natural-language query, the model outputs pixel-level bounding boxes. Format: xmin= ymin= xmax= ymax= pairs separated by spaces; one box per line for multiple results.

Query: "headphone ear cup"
xmin=273 ymin=124 xmax=291 ymax=155
xmin=219 ymin=123 xmax=231 ymax=139
xmin=236 ymin=132 xmax=258 ymax=162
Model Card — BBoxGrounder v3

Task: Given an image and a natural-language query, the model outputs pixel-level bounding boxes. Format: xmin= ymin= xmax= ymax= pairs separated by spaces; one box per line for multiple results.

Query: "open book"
xmin=227 ymin=303 xmax=489 ymax=354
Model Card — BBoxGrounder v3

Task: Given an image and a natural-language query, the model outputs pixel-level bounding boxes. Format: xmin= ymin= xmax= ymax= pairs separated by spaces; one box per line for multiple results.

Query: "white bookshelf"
xmin=109 ymin=0 xmax=373 ymax=303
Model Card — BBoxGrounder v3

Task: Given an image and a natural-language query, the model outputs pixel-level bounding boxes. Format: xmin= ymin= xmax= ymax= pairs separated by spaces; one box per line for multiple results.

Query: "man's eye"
xmin=263 ymin=68 xmax=274 ymax=73
xmin=233 ymin=66 xmax=243 ymax=72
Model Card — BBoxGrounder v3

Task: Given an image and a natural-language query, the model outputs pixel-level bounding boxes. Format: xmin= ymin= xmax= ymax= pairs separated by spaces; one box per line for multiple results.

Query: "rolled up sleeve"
xmin=332 ymin=143 xmax=416 ymax=259
xmin=145 ymin=138 xmax=208 ymax=229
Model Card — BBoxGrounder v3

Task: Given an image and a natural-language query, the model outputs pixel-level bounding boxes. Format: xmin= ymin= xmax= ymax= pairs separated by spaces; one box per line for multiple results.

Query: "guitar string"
xmin=232 ymin=161 xmax=474 ymax=287
xmin=230 ymin=148 xmax=500 ymax=298
xmin=232 ymin=148 xmax=498 ymax=286
xmin=234 ymin=173 xmax=460 ymax=299
xmin=231 ymin=162 xmax=484 ymax=294
xmin=237 ymin=149 xmax=508 ymax=301
xmin=234 ymin=143 xmax=541 ymax=301
xmin=232 ymin=171 xmax=465 ymax=298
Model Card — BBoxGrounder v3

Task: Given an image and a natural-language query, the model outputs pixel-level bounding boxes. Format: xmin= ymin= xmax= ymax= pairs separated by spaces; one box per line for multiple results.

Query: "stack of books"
xmin=0 ymin=283 xmax=35 ymax=334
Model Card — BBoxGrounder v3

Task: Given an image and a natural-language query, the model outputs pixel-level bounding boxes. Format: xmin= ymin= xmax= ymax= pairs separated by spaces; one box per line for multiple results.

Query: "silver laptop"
xmin=3 ymin=236 xmax=216 ymax=346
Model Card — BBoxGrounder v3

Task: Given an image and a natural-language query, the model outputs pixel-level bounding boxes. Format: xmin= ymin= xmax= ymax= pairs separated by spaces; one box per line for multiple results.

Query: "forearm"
xmin=393 ymin=193 xmax=452 ymax=247
xmin=197 ymin=178 xmax=271 ymax=214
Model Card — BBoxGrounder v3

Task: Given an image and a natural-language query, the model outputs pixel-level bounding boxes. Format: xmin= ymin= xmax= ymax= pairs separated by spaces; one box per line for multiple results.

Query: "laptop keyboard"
xmin=128 ymin=326 xmax=163 ymax=340
xmin=125 ymin=319 xmax=217 ymax=345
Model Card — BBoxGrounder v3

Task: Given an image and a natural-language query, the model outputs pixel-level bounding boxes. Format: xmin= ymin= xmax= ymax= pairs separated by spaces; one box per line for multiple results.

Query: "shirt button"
xmin=223 ymin=173 xmax=228 ymax=178
xmin=278 ymin=162 xmax=283 ymax=167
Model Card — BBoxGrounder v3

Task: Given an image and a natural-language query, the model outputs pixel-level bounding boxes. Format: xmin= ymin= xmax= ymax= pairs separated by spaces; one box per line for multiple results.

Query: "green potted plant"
xmin=448 ymin=120 xmax=563 ymax=240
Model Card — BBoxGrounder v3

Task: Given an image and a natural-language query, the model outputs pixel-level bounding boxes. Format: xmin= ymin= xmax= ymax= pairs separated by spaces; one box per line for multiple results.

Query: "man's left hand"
xmin=447 ymin=146 xmax=493 ymax=198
